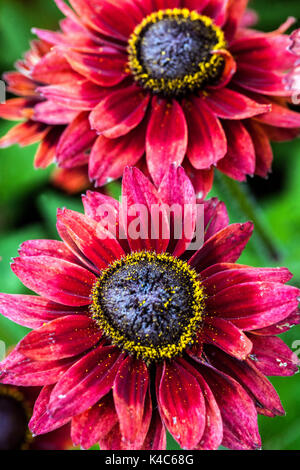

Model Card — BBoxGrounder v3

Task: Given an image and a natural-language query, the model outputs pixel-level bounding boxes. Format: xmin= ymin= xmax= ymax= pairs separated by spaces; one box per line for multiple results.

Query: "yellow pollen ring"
xmin=90 ymin=251 xmax=206 ymax=364
xmin=127 ymin=8 xmax=227 ymax=96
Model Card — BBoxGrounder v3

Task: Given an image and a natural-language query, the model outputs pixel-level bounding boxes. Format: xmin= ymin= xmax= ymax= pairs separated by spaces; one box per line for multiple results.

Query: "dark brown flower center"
xmin=128 ymin=8 xmax=226 ymax=97
xmin=91 ymin=252 xmax=205 ymax=363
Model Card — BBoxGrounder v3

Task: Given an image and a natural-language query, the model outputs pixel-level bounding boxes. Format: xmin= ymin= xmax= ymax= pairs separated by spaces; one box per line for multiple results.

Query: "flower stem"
xmin=213 ymin=172 xmax=281 ymax=263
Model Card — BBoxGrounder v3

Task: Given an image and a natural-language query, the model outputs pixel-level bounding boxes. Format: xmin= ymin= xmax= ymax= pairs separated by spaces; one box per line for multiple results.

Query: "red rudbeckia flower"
xmin=1 ymin=0 xmax=300 ymax=196
xmin=0 ymin=164 xmax=299 ymax=450
xmin=0 ymin=383 xmax=71 ymax=450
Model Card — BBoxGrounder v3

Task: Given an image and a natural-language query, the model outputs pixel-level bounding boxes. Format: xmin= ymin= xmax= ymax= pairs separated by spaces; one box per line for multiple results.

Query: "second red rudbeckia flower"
xmin=0 ymin=165 xmax=299 ymax=450
xmin=1 ymin=0 xmax=300 ymax=195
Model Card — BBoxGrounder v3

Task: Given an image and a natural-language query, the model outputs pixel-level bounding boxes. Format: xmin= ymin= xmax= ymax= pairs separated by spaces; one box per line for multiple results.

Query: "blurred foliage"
xmin=0 ymin=0 xmax=300 ymax=451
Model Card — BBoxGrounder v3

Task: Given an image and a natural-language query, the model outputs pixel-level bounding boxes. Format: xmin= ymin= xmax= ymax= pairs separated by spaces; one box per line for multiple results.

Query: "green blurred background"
xmin=0 ymin=0 xmax=300 ymax=450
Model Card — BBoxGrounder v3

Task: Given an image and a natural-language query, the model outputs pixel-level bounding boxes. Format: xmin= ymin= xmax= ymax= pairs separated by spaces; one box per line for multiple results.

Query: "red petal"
xmin=177 ymin=358 xmax=223 ymax=451
xmin=0 ymin=293 xmax=86 ymax=329
xmin=90 ymin=84 xmax=150 ymax=138
xmin=34 ymin=127 xmax=62 ymax=169
xmin=254 ymin=99 xmax=300 ymax=128
xmin=4 ymin=71 xmax=37 ymax=97
xmin=32 ymin=49 xmax=80 ymax=85
xmin=248 ymin=334 xmax=299 ymax=376
xmin=207 ymin=347 xmax=285 ymax=416
xmin=0 ymin=349 xmax=75 ymax=386
xmin=142 ymin=410 xmax=166 ymax=450
xmin=204 ymin=88 xmax=271 ymax=119
xmin=29 ymin=385 xmax=70 ymax=435
xmin=223 ymin=0 xmax=249 ymax=42
xmin=252 ymin=310 xmax=300 ymax=336
xmin=157 ymin=361 xmax=206 ymax=449
xmin=201 ymin=265 xmax=293 ymax=295
xmin=232 ymin=35 xmax=296 ymax=71
xmin=18 ymin=239 xmax=79 ymax=264
xmin=0 ymin=98 xmax=36 ymax=120
xmin=33 ymin=100 xmax=78 ymax=125
xmin=244 ymin=120 xmax=273 ymax=178
xmin=203 ymin=0 xmax=228 ymax=26
xmin=202 ymin=317 xmax=252 ymax=360
xmin=183 ymin=0 xmax=210 ymax=12
xmin=0 ymin=121 xmax=48 ymax=148
xmin=203 ymin=197 xmax=229 ymax=241
xmin=121 ymin=167 xmax=170 ymax=253
xmin=262 ymin=124 xmax=300 ymax=142
xmin=71 ymin=393 xmax=118 ymax=449
xmin=82 ymin=190 xmax=120 ymax=223
xmin=69 ymin=0 xmax=140 ymax=41
xmin=98 ymin=423 xmax=123 ymax=450
xmin=56 ymin=112 xmax=96 ymax=167
xmin=158 ymin=165 xmax=197 ymax=257
xmin=56 ymin=208 xmax=125 ymax=272
xmin=233 ymin=65 xmax=288 ymax=96
xmin=217 ymin=121 xmax=256 ymax=181
xmin=38 ymin=80 xmax=106 ymax=110
xmin=184 ymin=98 xmax=227 ymax=169
xmin=51 ymin=165 xmax=90 ymax=194
xmin=11 ymin=255 xmax=96 ymax=306
xmin=198 ymin=363 xmax=261 ymax=450
xmin=206 ymin=282 xmax=300 ymax=330
xmin=146 ymin=97 xmax=187 ymax=186
xmin=183 ymin=161 xmax=214 ymax=200
xmin=113 ymin=356 xmax=151 ymax=449
xmin=193 ymin=374 xmax=223 ymax=450
xmin=48 ymin=345 xmax=124 ymax=420
xmin=89 ymin=120 xmax=146 ymax=186
xmin=18 ymin=315 xmax=101 ymax=360
xmin=64 ymin=48 xmax=128 ymax=87
xmin=189 ymin=222 xmax=253 ymax=272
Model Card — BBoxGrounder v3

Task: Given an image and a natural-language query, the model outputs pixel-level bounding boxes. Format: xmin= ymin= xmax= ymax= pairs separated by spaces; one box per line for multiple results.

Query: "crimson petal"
xmin=71 ymin=393 xmax=118 ymax=449
xmin=157 ymin=361 xmax=206 ymax=449
xmin=142 ymin=410 xmax=166 ymax=450
xmin=198 ymin=362 xmax=261 ymax=450
xmin=207 ymin=347 xmax=285 ymax=417
xmin=113 ymin=356 xmax=151 ymax=449
xmin=248 ymin=334 xmax=299 ymax=376
xmin=202 ymin=317 xmax=252 ymax=360
xmin=203 ymin=197 xmax=229 ymax=241
xmin=89 ymin=120 xmax=146 ymax=186
xmin=56 ymin=208 xmax=125 ymax=272
xmin=244 ymin=120 xmax=273 ymax=178
xmin=11 ymin=255 xmax=96 ymax=306
xmin=0 ymin=293 xmax=86 ymax=329
xmin=189 ymin=222 xmax=253 ymax=272
xmin=184 ymin=98 xmax=227 ymax=169
xmin=121 ymin=167 xmax=170 ymax=253
xmin=90 ymin=84 xmax=150 ymax=138
xmin=206 ymin=282 xmax=300 ymax=330
xmin=56 ymin=112 xmax=96 ymax=167
xmin=0 ymin=350 xmax=75 ymax=386
xmin=146 ymin=97 xmax=187 ymax=186
xmin=158 ymin=165 xmax=197 ymax=257
xmin=177 ymin=358 xmax=223 ymax=450
xmin=217 ymin=121 xmax=256 ymax=181
xmin=64 ymin=48 xmax=128 ymax=87
xmin=48 ymin=345 xmax=124 ymax=420
xmin=38 ymin=80 xmax=106 ymax=110
xmin=204 ymin=88 xmax=271 ymax=119
xmin=18 ymin=315 xmax=101 ymax=361
xmin=29 ymin=385 xmax=70 ymax=435
xmin=202 ymin=266 xmax=293 ymax=295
